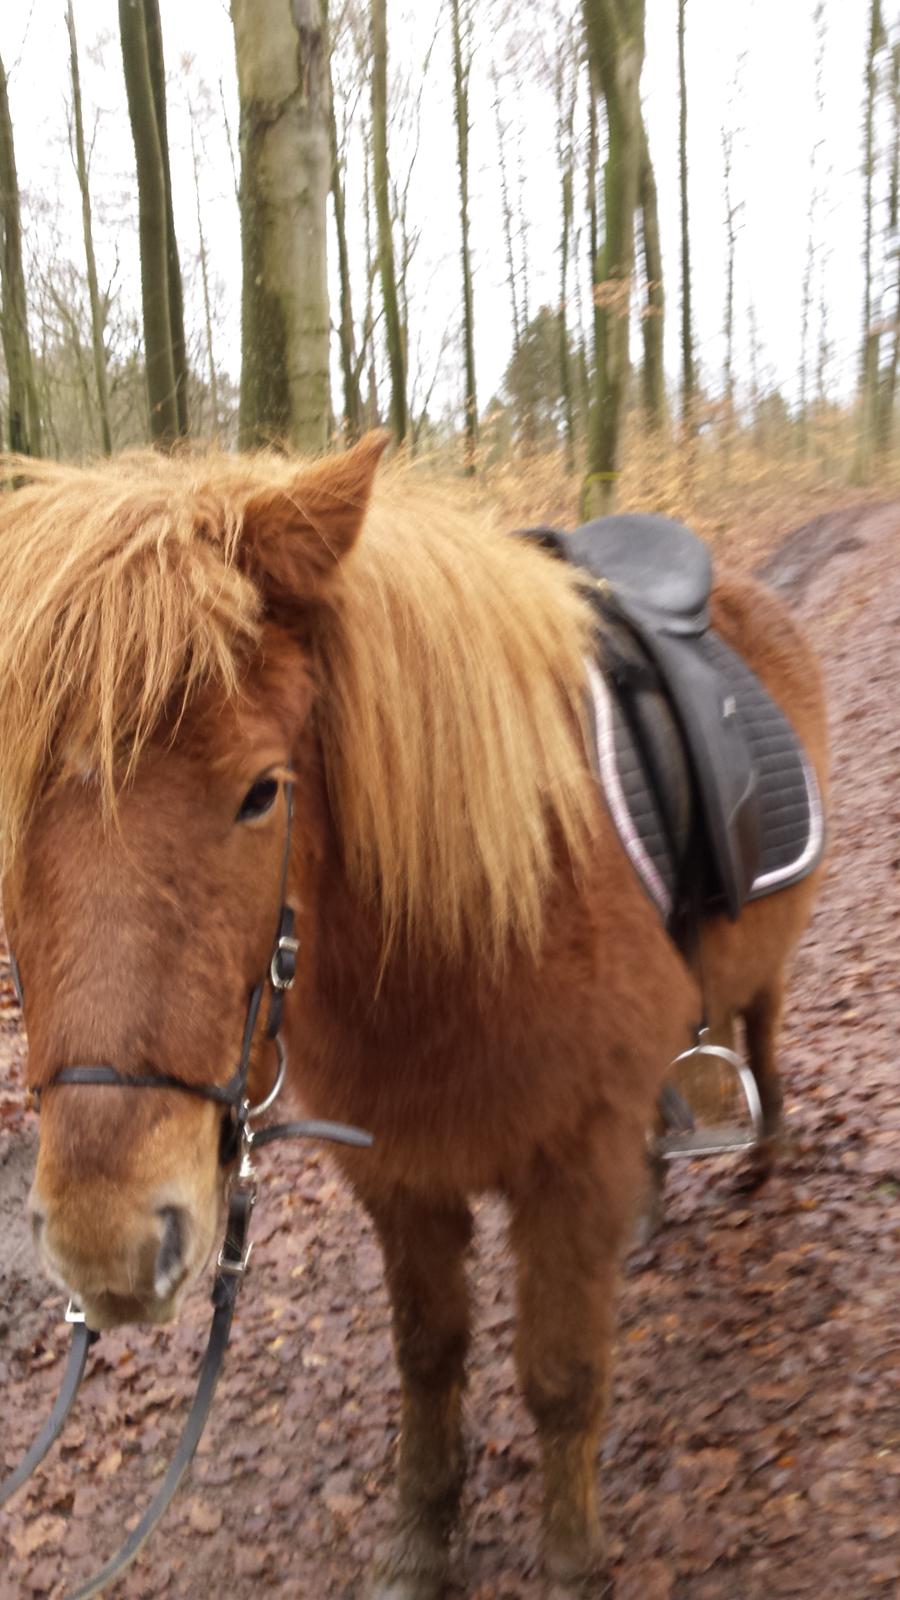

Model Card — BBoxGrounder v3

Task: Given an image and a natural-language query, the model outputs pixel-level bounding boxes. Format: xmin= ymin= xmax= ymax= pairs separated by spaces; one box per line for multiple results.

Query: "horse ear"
xmin=242 ymin=431 xmax=389 ymax=604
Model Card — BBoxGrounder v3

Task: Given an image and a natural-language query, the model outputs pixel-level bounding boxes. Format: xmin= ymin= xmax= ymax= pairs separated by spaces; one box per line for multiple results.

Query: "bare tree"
xmin=638 ymin=125 xmax=664 ymax=427
xmin=142 ymin=0 xmax=188 ymax=434
xmin=491 ymin=60 xmax=521 ymax=361
xmin=0 ymin=49 xmax=42 ymax=455
xmin=450 ymin=0 xmax=477 ymax=472
xmin=119 ymin=0 xmax=182 ymax=443
xmin=326 ymin=0 xmax=362 ymax=441
xmin=856 ymin=0 xmax=887 ymax=479
xmin=582 ymin=0 xmax=646 ymax=516
xmin=678 ymin=0 xmax=695 ymax=428
xmin=66 ymin=0 xmax=113 ymax=454
xmin=876 ymin=37 xmax=900 ymax=454
xmin=232 ymin=0 xmax=331 ymax=451
xmin=372 ymin=0 xmax=407 ymax=442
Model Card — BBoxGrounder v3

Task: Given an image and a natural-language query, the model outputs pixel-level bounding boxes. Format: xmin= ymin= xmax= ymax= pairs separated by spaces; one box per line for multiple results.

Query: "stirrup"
xmin=655 ymin=1027 xmax=764 ymax=1160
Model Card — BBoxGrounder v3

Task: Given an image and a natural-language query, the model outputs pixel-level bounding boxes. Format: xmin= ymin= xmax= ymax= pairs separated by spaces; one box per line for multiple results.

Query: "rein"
xmin=0 ymin=780 xmax=373 ymax=1596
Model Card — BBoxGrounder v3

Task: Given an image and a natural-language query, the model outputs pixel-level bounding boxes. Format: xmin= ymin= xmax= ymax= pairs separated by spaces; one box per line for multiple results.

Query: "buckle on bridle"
xmin=270 ymin=933 xmax=300 ymax=992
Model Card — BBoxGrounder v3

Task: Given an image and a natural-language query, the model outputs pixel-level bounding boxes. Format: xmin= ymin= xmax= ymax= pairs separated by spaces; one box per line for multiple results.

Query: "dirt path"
xmin=1 ymin=506 xmax=898 ymax=1600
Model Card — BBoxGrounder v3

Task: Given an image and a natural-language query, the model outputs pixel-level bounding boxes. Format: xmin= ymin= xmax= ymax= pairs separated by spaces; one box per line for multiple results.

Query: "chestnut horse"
xmin=0 ymin=437 xmax=826 ymax=1597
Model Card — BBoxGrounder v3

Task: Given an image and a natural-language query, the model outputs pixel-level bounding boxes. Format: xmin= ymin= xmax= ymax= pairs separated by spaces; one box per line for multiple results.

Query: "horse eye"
xmin=236 ymin=777 xmax=279 ymax=823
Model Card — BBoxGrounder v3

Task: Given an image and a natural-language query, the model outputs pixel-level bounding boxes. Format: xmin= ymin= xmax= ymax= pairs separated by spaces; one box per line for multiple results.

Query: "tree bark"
xmin=119 ymin=0 xmax=179 ymax=444
xmin=232 ymin=0 xmax=331 ymax=452
xmin=582 ymin=0 xmax=646 ymax=517
xmin=371 ymin=0 xmax=407 ymax=443
xmin=0 ymin=51 xmax=42 ymax=456
xmin=66 ymin=0 xmax=113 ymax=454
xmin=142 ymin=0 xmax=188 ymax=435
xmin=324 ymin=0 xmax=361 ymax=441
xmin=855 ymin=0 xmax=886 ymax=480
xmin=678 ymin=0 xmax=695 ymax=428
xmin=639 ymin=122 xmax=665 ymax=427
xmin=450 ymin=0 xmax=477 ymax=473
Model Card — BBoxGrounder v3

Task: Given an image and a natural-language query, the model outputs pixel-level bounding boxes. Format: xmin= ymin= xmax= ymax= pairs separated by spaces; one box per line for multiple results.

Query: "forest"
xmin=0 ymin=0 xmax=898 ymax=541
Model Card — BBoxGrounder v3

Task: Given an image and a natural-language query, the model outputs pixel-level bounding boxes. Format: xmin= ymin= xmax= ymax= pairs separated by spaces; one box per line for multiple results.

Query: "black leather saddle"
xmin=519 ymin=515 xmax=798 ymax=923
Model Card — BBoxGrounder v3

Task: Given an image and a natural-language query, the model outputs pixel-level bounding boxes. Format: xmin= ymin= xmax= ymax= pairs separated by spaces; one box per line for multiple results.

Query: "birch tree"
xmin=0 ymin=50 xmax=42 ymax=456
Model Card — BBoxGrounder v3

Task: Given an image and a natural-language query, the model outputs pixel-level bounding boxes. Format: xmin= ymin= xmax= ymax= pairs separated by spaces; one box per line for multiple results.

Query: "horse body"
xmin=0 ymin=438 xmax=826 ymax=1597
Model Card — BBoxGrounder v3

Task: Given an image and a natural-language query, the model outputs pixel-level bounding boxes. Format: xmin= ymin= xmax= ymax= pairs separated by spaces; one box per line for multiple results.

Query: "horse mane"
xmin=316 ymin=479 xmax=599 ymax=965
xmin=0 ymin=451 xmax=598 ymax=964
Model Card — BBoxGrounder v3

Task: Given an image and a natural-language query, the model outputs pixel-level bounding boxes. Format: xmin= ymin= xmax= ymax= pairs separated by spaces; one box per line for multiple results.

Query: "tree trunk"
xmin=372 ymin=0 xmax=407 ymax=443
xmin=876 ymin=38 xmax=900 ymax=454
xmin=450 ymin=0 xmax=477 ymax=474
xmin=639 ymin=122 xmax=665 ymax=427
xmin=554 ymin=22 xmax=578 ymax=473
xmin=324 ymin=0 xmax=361 ymax=441
xmin=66 ymin=0 xmax=113 ymax=454
xmin=678 ymin=0 xmax=695 ymax=428
xmin=855 ymin=0 xmax=886 ymax=481
xmin=142 ymin=0 xmax=188 ymax=435
xmin=582 ymin=0 xmax=646 ymax=517
xmin=119 ymin=0 xmax=179 ymax=444
xmin=491 ymin=61 xmax=521 ymax=360
xmin=0 ymin=51 xmax=42 ymax=456
xmin=188 ymin=108 xmax=220 ymax=436
xmin=232 ymin=0 xmax=331 ymax=452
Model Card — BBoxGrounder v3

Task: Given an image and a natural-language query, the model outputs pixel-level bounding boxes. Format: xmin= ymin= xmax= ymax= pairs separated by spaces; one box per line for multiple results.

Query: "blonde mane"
xmin=0 ymin=452 xmax=599 ymax=963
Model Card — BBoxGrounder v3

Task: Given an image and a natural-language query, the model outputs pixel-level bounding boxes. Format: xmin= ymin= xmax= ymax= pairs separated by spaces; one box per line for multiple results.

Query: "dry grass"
xmin=408 ymin=412 xmax=900 ymax=576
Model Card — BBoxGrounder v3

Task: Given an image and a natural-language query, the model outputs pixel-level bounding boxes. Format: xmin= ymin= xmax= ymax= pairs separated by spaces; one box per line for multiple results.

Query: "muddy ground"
xmin=1 ymin=505 xmax=898 ymax=1599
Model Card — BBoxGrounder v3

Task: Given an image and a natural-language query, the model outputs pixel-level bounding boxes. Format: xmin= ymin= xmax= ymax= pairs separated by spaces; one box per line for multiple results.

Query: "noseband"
xmin=2 ymin=778 xmax=373 ymax=1597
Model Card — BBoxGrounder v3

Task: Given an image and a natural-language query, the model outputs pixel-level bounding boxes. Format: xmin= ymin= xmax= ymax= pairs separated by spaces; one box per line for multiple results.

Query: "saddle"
xmin=519 ymin=515 xmax=824 ymax=930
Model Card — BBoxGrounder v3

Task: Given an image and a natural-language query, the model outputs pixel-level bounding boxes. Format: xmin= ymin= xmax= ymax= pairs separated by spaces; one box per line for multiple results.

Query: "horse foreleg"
xmin=365 ymin=1187 xmax=473 ymax=1600
xmin=743 ymin=979 xmax=786 ymax=1184
xmin=508 ymin=1132 xmax=637 ymax=1591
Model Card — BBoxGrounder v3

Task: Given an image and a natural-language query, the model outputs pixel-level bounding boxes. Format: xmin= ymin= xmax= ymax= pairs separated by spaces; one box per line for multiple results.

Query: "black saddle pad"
xmin=587 ymin=628 xmax=825 ymax=925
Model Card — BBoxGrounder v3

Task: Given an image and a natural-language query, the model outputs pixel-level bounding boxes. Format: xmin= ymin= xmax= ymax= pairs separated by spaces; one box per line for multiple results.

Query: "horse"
xmin=0 ymin=436 xmax=827 ymax=1597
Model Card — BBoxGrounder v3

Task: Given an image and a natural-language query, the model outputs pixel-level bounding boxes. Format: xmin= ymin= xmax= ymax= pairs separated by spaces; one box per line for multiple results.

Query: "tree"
xmin=232 ymin=0 xmax=331 ymax=452
xmin=638 ymin=125 xmax=664 ymax=427
xmin=326 ymin=0 xmax=362 ymax=442
xmin=66 ymin=0 xmax=113 ymax=455
xmin=372 ymin=0 xmax=407 ymax=443
xmin=450 ymin=0 xmax=477 ymax=473
xmin=582 ymin=0 xmax=646 ymax=516
xmin=550 ymin=3 xmax=579 ymax=471
xmin=678 ymin=0 xmax=695 ymax=428
xmin=143 ymin=0 xmax=189 ymax=435
xmin=876 ymin=37 xmax=900 ymax=455
xmin=0 ymin=50 xmax=42 ymax=456
xmin=118 ymin=0 xmax=185 ymax=444
xmin=856 ymin=0 xmax=887 ymax=479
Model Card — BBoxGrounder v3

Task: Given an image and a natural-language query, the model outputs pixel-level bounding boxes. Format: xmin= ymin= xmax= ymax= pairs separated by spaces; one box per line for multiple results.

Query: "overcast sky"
xmin=0 ymin=1 xmax=875 ymax=423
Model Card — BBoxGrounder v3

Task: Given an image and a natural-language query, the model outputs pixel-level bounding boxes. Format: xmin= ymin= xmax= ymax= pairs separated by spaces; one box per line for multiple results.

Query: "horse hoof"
xmin=366 ymin=1532 xmax=450 ymax=1600
xmin=733 ymin=1132 xmax=781 ymax=1192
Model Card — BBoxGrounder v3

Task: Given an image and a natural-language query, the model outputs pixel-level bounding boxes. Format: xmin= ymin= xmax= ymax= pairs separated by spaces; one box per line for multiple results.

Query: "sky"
xmin=0 ymin=0 xmax=877 ymax=426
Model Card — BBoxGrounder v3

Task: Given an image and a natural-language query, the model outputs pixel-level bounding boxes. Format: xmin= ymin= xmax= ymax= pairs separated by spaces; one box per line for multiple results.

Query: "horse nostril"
xmin=154 ymin=1206 xmax=187 ymax=1299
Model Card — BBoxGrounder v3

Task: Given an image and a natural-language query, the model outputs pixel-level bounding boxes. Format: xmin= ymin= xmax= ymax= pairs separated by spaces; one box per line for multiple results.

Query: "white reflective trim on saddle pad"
xmin=750 ymin=744 xmax=824 ymax=896
xmin=586 ymin=658 xmax=673 ymax=920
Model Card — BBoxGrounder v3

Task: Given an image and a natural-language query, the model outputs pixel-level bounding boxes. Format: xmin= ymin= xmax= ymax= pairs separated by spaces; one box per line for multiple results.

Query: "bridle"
xmin=0 ymin=777 xmax=373 ymax=1597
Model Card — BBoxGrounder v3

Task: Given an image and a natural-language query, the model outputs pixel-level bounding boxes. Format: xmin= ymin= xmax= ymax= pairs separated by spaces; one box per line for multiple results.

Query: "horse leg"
xmin=366 ymin=1187 xmax=472 ymax=1600
xmin=742 ymin=979 xmax=785 ymax=1185
xmin=508 ymin=1135 xmax=636 ymax=1591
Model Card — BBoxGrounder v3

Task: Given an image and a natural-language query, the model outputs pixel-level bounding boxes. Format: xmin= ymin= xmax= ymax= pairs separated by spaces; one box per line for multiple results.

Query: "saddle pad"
xmin=586 ymin=632 xmax=825 ymax=925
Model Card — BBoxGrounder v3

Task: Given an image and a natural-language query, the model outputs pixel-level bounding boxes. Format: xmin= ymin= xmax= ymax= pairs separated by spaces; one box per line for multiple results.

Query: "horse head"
xmin=0 ymin=434 xmax=386 ymax=1330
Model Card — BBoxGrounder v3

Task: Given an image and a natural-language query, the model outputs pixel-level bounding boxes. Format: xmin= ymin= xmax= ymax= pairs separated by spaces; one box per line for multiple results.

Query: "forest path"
xmin=1 ymin=503 xmax=898 ymax=1599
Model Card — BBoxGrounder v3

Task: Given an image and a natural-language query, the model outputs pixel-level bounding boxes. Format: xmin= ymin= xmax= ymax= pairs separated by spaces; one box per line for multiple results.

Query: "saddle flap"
xmin=568 ymin=514 xmax=713 ymax=635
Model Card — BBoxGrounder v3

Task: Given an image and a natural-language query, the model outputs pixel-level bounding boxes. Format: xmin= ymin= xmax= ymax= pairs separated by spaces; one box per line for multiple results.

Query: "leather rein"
xmin=0 ymin=779 xmax=373 ymax=1596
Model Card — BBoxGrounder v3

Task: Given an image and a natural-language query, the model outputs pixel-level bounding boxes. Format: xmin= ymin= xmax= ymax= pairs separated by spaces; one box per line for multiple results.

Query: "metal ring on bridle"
xmin=246 ymin=1035 xmax=287 ymax=1124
